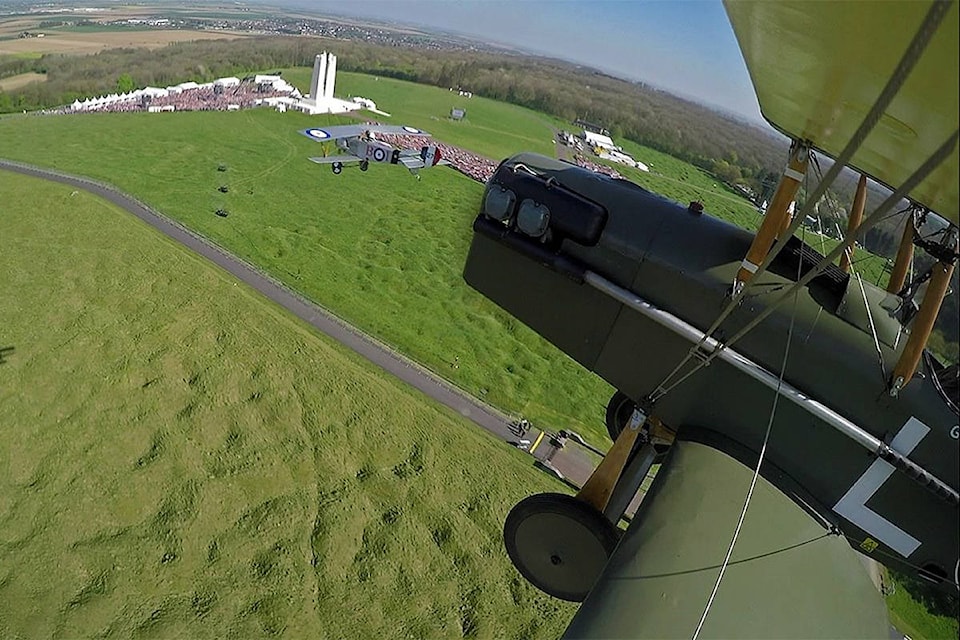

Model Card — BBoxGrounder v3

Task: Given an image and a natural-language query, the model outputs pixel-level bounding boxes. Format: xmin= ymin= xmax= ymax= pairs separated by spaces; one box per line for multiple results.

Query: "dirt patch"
xmin=0 ymin=30 xmax=247 ymax=56
xmin=0 ymin=72 xmax=46 ymax=90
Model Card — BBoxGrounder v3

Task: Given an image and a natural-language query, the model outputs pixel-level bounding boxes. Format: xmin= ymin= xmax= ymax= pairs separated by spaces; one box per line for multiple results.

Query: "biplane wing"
xmin=300 ymin=124 xmax=430 ymax=143
xmin=461 ymin=3 xmax=957 ymax=636
xmin=308 ymin=155 xmax=360 ymax=166
xmin=398 ymin=155 xmax=426 ymax=171
xmin=564 ymin=439 xmax=891 ymax=639
xmin=724 ymin=0 xmax=959 ymax=223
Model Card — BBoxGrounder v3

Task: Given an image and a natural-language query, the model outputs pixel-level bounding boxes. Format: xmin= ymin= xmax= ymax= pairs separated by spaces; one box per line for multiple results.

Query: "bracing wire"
xmin=691 ymin=241 xmax=804 ymax=640
xmin=645 ymin=1 xmax=952 ymax=405
xmin=650 ymin=130 xmax=958 ymax=402
xmin=615 ymin=531 xmax=835 ymax=581
xmin=854 ymin=269 xmax=889 ymax=381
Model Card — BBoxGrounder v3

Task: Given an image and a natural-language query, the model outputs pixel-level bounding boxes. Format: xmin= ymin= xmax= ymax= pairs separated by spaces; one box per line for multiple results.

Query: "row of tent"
xmin=68 ymin=76 xmax=298 ymax=112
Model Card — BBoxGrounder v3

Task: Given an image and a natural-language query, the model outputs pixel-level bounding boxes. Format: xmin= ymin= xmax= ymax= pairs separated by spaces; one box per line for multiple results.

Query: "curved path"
xmin=1 ymin=158 xmax=597 ymax=486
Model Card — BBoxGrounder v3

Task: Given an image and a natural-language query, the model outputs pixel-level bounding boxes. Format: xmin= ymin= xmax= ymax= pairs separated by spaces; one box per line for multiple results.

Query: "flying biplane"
xmin=463 ymin=1 xmax=958 ymax=636
xmin=299 ymin=124 xmax=445 ymax=179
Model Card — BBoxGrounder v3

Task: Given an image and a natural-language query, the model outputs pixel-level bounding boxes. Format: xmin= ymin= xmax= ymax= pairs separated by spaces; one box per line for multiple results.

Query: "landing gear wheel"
xmin=503 ymin=493 xmax=620 ymax=602
xmin=332 ymin=162 xmax=343 ymax=175
xmin=605 ymin=391 xmax=669 ymax=462
xmin=605 ymin=391 xmax=638 ymax=443
xmin=360 ymin=160 xmax=369 ymax=172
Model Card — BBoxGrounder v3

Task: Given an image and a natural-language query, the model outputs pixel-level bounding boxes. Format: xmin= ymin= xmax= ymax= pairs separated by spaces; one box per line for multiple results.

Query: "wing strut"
xmin=889 ymin=226 xmax=959 ymax=395
xmin=732 ymin=141 xmax=809 ymax=294
xmin=648 ymin=130 xmax=958 ymax=403
xmin=887 ymin=214 xmax=916 ymax=293
xmin=839 ymin=175 xmax=868 ymax=273
xmin=653 ymin=0 xmax=953 ymax=402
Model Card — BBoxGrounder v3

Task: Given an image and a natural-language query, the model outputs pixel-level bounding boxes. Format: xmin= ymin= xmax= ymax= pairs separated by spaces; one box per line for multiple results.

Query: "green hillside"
xmin=0 ymin=170 xmax=577 ymax=638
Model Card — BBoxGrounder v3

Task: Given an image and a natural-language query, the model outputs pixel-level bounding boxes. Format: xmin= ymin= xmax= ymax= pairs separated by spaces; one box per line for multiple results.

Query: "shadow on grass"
xmin=0 ymin=345 xmax=13 ymax=364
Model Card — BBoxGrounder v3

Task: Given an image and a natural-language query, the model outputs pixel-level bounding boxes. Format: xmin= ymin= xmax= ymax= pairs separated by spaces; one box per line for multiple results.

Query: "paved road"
xmin=2 ymin=158 xmax=601 ymax=486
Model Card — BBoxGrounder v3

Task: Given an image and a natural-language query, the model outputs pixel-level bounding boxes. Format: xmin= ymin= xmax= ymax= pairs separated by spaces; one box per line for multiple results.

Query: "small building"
xmin=215 ymin=77 xmax=241 ymax=87
xmin=582 ymin=130 xmax=617 ymax=151
xmin=352 ymin=96 xmax=377 ymax=110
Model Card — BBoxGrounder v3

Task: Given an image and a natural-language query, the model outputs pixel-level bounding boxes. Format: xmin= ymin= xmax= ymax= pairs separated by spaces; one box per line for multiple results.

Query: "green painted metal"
xmin=724 ymin=1 xmax=958 ymax=223
xmin=464 ymin=152 xmax=958 ymax=593
xmin=564 ymin=440 xmax=891 ymax=639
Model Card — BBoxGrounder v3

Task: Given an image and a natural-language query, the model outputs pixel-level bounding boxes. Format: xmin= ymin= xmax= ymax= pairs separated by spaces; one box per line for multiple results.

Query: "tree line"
xmin=0 ymin=36 xmax=787 ymax=178
xmin=1 ymin=34 xmax=955 ymax=349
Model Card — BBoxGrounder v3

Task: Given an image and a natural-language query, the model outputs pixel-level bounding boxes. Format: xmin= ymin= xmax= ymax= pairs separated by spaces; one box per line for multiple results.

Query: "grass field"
xmin=0 ymin=170 xmax=578 ymax=638
xmin=284 ymin=70 xmax=559 ymax=161
xmin=0 ymin=69 xmax=896 ymax=443
xmin=886 ymin=573 xmax=959 ymax=640
xmin=0 ymin=105 xmax=617 ymax=445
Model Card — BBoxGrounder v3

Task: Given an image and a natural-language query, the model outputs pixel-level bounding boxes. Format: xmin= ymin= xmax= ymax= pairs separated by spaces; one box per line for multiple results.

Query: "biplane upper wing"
xmin=724 ymin=0 xmax=958 ymax=224
xmin=300 ymin=124 xmax=431 ymax=143
xmin=564 ymin=439 xmax=891 ymax=639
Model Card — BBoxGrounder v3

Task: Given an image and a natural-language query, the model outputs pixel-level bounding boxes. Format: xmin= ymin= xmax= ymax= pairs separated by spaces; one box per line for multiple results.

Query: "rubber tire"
xmin=605 ymin=390 xmax=637 ymax=442
xmin=605 ymin=391 xmax=669 ymax=462
xmin=503 ymin=493 xmax=620 ymax=602
xmin=360 ymin=160 xmax=369 ymax=172
xmin=332 ymin=162 xmax=343 ymax=175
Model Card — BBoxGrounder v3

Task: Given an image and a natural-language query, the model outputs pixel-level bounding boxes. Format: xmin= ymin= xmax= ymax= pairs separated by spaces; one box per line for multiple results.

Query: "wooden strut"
xmin=839 ymin=175 xmax=868 ymax=273
xmin=735 ymin=142 xmax=810 ymax=293
xmin=576 ymin=415 xmax=675 ymax=513
xmin=887 ymin=217 xmax=916 ymax=293
xmin=889 ymin=231 xmax=958 ymax=396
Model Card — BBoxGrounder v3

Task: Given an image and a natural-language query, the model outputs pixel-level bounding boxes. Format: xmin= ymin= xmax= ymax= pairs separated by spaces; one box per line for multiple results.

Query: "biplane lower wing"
xmin=564 ymin=438 xmax=890 ymax=639
xmin=398 ymin=156 xmax=426 ymax=171
xmin=308 ymin=155 xmax=360 ymax=166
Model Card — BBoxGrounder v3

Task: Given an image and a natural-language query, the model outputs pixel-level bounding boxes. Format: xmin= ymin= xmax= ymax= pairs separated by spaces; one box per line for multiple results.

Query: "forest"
xmin=1 ymin=34 xmax=955 ymax=352
xmin=0 ymin=36 xmax=787 ymax=186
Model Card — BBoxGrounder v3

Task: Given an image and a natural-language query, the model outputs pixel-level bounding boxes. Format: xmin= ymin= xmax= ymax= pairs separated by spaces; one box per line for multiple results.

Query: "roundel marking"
xmin=373 ymin=147 xmax=387 ymax=162
xmin=307 ymin=128 xmax=330 ymax=140
xmin=402 ymin=126 xmax=422 ymax=134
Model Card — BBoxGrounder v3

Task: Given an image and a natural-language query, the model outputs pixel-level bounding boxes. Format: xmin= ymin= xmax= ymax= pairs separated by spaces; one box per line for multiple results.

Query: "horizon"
xmin=279 ymin=0 xmax=769 ymax=126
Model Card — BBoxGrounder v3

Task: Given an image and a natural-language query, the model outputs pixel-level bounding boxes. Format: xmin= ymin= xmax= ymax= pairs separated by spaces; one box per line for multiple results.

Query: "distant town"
xmin=11 ymin=7 xmax=512 ymax=54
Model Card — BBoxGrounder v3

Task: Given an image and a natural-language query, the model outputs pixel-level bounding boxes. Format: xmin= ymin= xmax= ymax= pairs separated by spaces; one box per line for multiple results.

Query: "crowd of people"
xmin=376 ymin=132 xmax=498 ymax=182
xmin=148 ymin=84 xmax=293 ymax=112
xmin=47 ymin=83 xmax=295 ymax=115
xmin=47 ymin=99 xmax=623 ymax=184
xmin=376 ymin=131 xmax=622 ymax=184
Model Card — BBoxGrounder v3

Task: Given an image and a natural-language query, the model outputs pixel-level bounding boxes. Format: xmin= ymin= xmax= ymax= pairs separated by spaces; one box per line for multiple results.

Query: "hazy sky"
xmin=288 ymin=0 xmax=764 ymax=123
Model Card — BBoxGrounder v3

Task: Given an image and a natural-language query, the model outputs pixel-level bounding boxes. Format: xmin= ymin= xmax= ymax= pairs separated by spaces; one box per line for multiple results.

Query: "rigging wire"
xmin=616 ymin=531 xmax=835 ymax=581
xmin=808 ymin=159 xmax=890 ymax=382
xmin=650 ymin=130 xmax=958 ymax=402
xmin=691 ymin=242 xmax=804 ymax=640
xmin=839 ymin=532 xmax=960 ymax=592
xmin=854 ymin=268 xmax=889 ymax=382
xmin=645 ymin=1 xmax=952 ymax=405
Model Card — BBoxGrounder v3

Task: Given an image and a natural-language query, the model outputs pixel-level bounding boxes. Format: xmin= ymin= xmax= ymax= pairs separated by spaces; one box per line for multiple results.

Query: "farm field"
xmin=0 ymin=71 xmax=45 ymax=91
xmin=0 ymin=29 xmax=247 ymax=56
xmin=0 ymin=170 xmax=577 ymax=638
xmin=0 ymin=104 xmax=617 ymax=445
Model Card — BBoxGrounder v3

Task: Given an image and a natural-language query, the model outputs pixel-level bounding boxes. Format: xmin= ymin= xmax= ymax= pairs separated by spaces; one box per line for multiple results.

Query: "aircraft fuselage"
xmin=464 ymin=153 xmax=958 ymax=590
